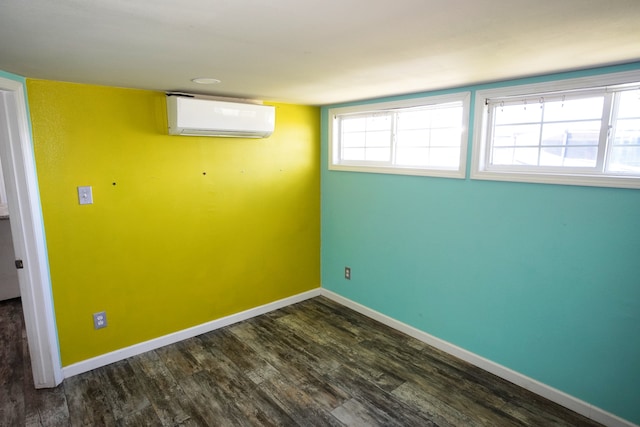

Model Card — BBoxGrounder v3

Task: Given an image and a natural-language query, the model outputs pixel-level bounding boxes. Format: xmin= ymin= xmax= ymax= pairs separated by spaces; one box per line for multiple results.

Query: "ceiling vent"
xmin=166 ymin=95 xmax=275 ymax=138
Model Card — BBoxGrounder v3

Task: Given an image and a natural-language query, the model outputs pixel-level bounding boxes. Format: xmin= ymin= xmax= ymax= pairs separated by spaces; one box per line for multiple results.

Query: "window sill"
xmin=329 ymin=163 xmax=466 ymax=179
xmin=470 ymin=169 xmax=640 ymax=189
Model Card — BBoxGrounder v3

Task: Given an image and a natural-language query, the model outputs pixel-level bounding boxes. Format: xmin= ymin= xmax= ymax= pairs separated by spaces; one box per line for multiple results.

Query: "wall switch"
xmin=78 ymin=186 xmax=93 ymax=205
xmin=93 ymin=311 xmax=107 ymax=329
xmin=345 ymin=266 xmax=351 ymax=280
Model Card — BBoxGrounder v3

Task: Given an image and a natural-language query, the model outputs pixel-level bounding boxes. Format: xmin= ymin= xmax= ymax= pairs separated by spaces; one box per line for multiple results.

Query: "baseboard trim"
xmin=61 ymin=287 xmax=635 ymax=427
xmin=320 ymin=289 xmax=637 ymax=427
xmin=62 ymin=288 xmax=322 ymax=378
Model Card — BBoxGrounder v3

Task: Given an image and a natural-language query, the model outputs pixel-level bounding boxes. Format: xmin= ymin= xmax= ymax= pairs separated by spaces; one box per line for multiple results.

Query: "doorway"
xmin=0 ymin=76 xmax=62 ymax=388
xmin=0 ymin=158 xmax=21 ymax=300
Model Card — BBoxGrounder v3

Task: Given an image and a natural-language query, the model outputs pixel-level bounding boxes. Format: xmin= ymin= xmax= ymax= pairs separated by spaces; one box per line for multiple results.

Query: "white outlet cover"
xmin=77 ymin=186 xmax=93 ymax=205
xmin=93 ymin=311 xmax=107 ymax=329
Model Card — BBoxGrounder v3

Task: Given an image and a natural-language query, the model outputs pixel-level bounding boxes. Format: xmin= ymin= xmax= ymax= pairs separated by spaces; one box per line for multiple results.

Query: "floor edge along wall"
xmin=320 ymin=290 xmax=636 ymax=427
xmin=61 ymin=288 xmax=637 ymax=427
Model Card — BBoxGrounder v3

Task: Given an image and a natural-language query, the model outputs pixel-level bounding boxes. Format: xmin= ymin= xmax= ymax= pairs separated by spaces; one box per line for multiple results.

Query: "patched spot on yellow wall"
xmin=26 ymin=79 xmax=320 ymax=366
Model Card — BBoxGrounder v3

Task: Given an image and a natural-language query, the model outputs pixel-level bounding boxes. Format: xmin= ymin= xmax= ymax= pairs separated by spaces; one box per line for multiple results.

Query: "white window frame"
xmin=471 ymin=70 xmax=640 ymax=189
xmin=329 ymin=92 xmax=470 ymax=178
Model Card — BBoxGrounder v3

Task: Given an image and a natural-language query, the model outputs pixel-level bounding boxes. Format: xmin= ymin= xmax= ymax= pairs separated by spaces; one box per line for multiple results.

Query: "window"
xmin=472 ymin=70 xmax=640 ymax=188
xmin=329 ymin=92 xmax=470 ymax=178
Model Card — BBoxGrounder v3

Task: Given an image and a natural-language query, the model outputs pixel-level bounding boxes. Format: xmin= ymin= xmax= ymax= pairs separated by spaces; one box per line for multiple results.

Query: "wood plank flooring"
xmin=1 ymin=296 xmax=604 ymax=426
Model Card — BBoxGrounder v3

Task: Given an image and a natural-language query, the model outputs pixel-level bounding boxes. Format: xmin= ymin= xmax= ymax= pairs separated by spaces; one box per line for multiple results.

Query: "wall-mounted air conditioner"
xmin=166 ymin=95 xmax=275 ymax=138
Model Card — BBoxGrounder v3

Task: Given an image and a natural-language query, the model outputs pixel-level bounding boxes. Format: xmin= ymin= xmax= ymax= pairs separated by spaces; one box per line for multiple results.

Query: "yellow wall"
xmin=26 ymin=80 xmax=320 ymax=366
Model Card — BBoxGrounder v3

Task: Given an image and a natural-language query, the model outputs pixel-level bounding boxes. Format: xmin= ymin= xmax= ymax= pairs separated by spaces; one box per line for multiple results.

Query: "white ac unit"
xmin=166 ymin=95 xmax=275 ymax=138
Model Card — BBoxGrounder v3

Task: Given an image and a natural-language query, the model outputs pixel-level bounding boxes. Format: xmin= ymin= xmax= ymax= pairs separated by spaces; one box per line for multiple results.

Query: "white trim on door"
xmin=0 ymin=76 xmax=62 ymax=387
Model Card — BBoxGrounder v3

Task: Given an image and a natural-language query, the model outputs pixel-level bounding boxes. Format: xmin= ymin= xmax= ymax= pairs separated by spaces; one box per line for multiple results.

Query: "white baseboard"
xmin=62 ymin=288 xmax=322 ymax=378
xmin=320 ymin=289 xmax=637 ymax=427
xmin=61 ymin=286 xmax=635 ymax=427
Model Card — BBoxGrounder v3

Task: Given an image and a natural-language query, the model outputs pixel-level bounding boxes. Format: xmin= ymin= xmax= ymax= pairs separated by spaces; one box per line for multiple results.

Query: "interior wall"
xmin=321 ymin=62 xmax=640 ymax=425
xmin=26 ymin=79 xmax=320 ymax=366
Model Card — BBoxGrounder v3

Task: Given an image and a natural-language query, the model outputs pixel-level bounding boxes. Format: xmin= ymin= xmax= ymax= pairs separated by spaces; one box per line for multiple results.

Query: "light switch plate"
xmin=77 ymin=186 xmax=93 ymax=205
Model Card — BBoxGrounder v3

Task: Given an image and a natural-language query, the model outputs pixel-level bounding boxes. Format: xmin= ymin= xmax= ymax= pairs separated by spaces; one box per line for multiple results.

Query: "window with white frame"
xmin=329 ymin=92 xmax=470 ymax=178
xmin=472 ymin=70 xmax=640 ymax=188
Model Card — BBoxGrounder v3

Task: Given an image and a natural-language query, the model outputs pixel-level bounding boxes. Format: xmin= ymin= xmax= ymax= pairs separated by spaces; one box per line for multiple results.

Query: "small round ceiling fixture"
xmin=191 ymin=77 xmax=221 ymax=84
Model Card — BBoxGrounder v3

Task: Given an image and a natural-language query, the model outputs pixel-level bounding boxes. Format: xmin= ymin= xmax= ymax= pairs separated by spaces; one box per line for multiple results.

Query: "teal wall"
xmin=321 ymin=62 xmax=640 ymax=425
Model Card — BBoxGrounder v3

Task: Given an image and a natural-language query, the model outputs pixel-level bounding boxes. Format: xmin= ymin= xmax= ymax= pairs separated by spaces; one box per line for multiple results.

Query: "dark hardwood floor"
xmin=1 ymin=296 xmax=603 ymax=426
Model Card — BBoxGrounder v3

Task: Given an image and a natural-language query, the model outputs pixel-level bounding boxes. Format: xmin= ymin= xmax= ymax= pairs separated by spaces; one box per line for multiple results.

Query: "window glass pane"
xmin=431 ymin=128 xmax=462 ymax=147
xmin=492 ymin=147 xmax=539 ymax=166
xmin=540 ymin=147 xmax=597 ymax=167
xmin=540 ymin=122 xmax=601 ymax=146
xmin=611 ymin=117 xmax=640 ymax=166
xmin=608 ymin=146 xmax=640 ymax=173
xmin=539 ymin=147 xmax=565 ymax=166
xmin=396 ymin=147 xmax=429 ymax=166
xmin=432 ymin=105 xmax=463 ymax=128
xmin=397 ymin=110 xmax=431 ymax=130
xmin=493 ymin=124 xmax=541 ymax=147
xmin=340 ymin=114 xmax=392 ymax=162
xmin=492 ymin=147 xmax=515 ymax=165
xmin=616 ymin=90 xmax=640 ymax=119
xmin=429 ymin=147 xmax=460 ymax=167
xmin=607 ymin=90 xmax=640 ymax=173
xmin=563 ymin=147 xmax=597 ymax=167
xmin=366 ymin=130 xmax=391 ymax=147
xmin=489 ymin=96 xmax=605 ymax=169
xmin=397 ymin=129 xmax=430 ymax=147
xmin=543 ymin=97 xmax=604 ymax=122
xmin=366 ymin=115 xmax=391 ymax=131
xmin=494 ymin=104 xmax=542 ymax=125
xmin=613 ymin=118 xmax=640 ymax=142
xmin=365 ymin=147 xmax=390 ymax=161
xmin=341 ymin=116 xmax=366 ymax=133
xmin=511 ymin=147 xmax=539 ymax=166
xmin=342 ymin=132 xmax=365 ymax=148
xmin=343 ymin=148 xmax=365 ymax=161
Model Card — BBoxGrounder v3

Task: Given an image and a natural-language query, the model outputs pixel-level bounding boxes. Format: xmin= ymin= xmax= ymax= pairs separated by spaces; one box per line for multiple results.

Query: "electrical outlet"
xmin=345 ymin=266 xmax=351 ymax=280
xmin=93 ymin=311 xmax=107 ymax=329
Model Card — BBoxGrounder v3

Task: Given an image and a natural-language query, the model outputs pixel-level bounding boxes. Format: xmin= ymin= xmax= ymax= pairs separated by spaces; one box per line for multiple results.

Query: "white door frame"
xmin=0 ymin=76 xmax=62 ymax=388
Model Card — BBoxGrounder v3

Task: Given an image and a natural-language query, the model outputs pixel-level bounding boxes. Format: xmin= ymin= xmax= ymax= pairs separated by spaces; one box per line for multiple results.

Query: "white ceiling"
xmin=1 ymin=0 xmax=639 ymax=105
